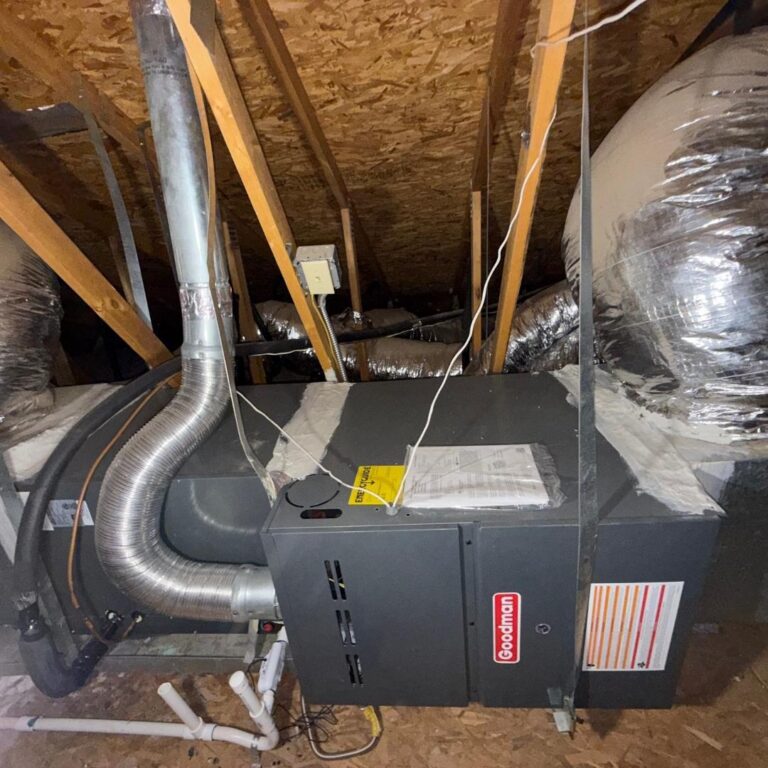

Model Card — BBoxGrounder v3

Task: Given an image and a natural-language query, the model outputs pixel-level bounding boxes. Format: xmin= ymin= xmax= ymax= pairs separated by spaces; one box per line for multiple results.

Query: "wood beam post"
xmin=166 ymin=0 xmax=342 ymax=381
xmin=488 ymin=0 xmax=576 ymax=374
xmin=341 ymin=207 xmax=369 ymax=381
xmin=470 ymin=190 xmax=483 ymax=358
xmin=0 ymin=159 xmax=171 ymax=368
xmin=237 ymin=0 xmax=390 ymax=294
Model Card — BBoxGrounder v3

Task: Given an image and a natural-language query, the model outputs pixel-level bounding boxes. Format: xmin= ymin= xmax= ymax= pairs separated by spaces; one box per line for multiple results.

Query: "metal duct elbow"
xmin=95 ymin=0 xmax=275 ymax=623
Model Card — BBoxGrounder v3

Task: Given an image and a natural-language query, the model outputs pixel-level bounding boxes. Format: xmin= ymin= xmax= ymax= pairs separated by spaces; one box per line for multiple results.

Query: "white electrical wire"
xmin=391 ymin=0 xmax=649 ymax=514
xmin=392 ymin=108 xmax=559 ymax=512
xmin=533 ymin=0 xmax=649 ymax=53
xmin=236 ymin=391 xmax=392 ymax=509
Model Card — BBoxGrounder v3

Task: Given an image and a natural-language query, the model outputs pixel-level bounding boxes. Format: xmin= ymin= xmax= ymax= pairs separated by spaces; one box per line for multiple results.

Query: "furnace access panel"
xmin=262 ymin=375 xmax=719 ymax=709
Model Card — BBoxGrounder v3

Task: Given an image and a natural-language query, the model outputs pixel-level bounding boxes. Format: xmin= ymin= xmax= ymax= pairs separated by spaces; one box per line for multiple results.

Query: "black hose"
xmin=18 ymin=610 xmax=123 ymax=698
xmin=14 ymin=356 xmax=181 ymax=698
xmin=236 ymin=308 xmax=466 ymax=357
xmin=14 ymin=355 xmax=182 ymax=607
xmin=12 ymin=303 xmax=469 ymax=697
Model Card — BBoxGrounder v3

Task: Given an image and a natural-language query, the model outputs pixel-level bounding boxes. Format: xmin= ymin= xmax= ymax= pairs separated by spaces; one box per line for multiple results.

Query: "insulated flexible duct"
xmin=95 ymin=0 xmax=275 ymax=623
xmin=468 ymin=281 xmax=579 ymax=374
xmin=256 ymin=300 xmax=462 ymax=379
xmin=0 ymin=222 xmax=61 ymax=444
xmin=563 ymin=30 xmax=768 ymax=436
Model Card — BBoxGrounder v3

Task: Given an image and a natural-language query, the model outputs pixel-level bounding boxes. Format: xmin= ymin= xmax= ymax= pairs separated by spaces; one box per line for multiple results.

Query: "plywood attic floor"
xmin=0 ymin=623 xmax=766 ymax=768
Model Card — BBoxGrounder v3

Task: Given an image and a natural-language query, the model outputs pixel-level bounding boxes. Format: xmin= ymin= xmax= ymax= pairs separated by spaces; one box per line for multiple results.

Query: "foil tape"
xmin=563 ymin=30 xmax=768 ymax=437
xmin=0 ymin=222 xmax=61 ymax=443
xmin=180 ymin=283 xmax=233 ymax=319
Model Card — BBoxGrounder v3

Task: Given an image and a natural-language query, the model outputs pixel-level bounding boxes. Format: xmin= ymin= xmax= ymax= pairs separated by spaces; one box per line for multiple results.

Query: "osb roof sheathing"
xmin=0 ymin=0 xmax=724 ymax=310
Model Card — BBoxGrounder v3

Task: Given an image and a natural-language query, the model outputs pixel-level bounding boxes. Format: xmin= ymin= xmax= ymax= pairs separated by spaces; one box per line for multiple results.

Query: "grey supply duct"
xmin=563 ymin=30 xmax=768 ymax=437
xmin=95 ymin=0 xmax=275 ymax=623
xmin=0 ymin=222 xmax=61 ymax=444
xmin=257 ymin=300 xmax=462 ymax=379
xmin=468 ymin=281 xmax=579 ymax=375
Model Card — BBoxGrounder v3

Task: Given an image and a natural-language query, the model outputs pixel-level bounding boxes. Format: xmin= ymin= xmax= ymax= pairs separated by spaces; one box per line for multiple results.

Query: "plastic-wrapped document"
xmin=401 ymin=444 xmax=558 ymax=510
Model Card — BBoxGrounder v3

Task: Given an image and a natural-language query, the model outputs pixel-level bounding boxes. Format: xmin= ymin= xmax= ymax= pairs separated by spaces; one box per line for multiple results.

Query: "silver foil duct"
xmin=563 ymin=31 xmax=768 ymax=437
xmin=96 ymin=0 xmax=275 ymax=623
xmin=256 ymin=300 xmax=462 ymax=379
xmin=469 ymin=281 xmax=579 ymax=374
xmin=0 ymin=221 xmax=61 ymax=444
xmin=344 ymin=337 xmax=461 ymax=379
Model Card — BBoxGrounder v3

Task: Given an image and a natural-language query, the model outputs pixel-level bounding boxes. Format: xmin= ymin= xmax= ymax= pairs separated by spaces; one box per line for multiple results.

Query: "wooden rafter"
xmin=237 ymin=0 xmax=390 ymax=294
xmin=0 ymin=158 xmax=171 ymax=368
xmin=166 ymin=0 xmax=343 ymax=380
xmin=470 ymin=0 xmax=531 ymax=192
xmin=488 ymin=0 xmax=577 ymax=374
xmin=0 ymin=14 xmax=144 ymax=155
xmin=470 ymin=190 xmax=483 ymax=358
xmin=0 ymin=11 xmax=265 ymax=268
xmin=0 ymin=146 xmax=159 ymax=265
xmin=341 ymin=207 xmax=369 ymax=381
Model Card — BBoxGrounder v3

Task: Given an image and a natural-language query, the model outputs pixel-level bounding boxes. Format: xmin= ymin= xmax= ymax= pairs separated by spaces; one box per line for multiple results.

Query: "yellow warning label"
xmin=348 ymin=465 xmax=405 ymax=505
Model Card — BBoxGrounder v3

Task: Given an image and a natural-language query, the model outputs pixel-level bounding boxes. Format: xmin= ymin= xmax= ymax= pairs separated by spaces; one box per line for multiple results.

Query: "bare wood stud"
xmin=0 ymin=159 xmax=171 ymax=368
xmin=489 ymin=0 xmax=577 ymax=374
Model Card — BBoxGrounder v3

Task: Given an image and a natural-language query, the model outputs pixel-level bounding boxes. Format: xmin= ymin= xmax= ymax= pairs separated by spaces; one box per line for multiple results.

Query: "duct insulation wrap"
xmin=468 ymin=281 xmax=579 ymax=374
xmin=0 ymin=221 xmax=61 ymax=444
xmin=256 ymin=301 xmax=462 ymax=379
xmin=563 ymin=30 xmax=768 ymax=437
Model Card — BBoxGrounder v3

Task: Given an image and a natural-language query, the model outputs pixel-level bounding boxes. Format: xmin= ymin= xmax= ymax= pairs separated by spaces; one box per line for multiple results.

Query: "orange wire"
xmin=66 ymin=377 xmax=173 ymax=642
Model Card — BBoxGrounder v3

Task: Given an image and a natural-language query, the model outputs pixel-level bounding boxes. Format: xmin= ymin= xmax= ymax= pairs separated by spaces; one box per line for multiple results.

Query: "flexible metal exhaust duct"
xmin=95 ymin=0 xmax=275 ymax=622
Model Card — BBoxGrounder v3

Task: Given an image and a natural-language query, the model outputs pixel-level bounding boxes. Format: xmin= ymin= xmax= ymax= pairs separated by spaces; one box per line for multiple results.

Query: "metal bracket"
xmin=548 ymin=687 xmax=575 ymax=734
xmin=80 ymin=96 xmax=153 ymax=329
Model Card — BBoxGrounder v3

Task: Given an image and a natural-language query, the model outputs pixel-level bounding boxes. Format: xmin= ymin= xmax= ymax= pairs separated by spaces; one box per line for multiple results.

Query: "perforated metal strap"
xmin=82 ymin=104 xmax=153 ymax=329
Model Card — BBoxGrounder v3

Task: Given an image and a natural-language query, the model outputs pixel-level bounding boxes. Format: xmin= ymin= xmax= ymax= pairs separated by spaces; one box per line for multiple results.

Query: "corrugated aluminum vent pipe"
xmin=95 ymin=0 xmax=276 ymax=622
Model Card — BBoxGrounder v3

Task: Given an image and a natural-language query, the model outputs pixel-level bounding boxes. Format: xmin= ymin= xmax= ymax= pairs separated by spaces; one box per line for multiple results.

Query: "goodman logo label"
xmin=493 ymin=592 xmax=521 ymax=664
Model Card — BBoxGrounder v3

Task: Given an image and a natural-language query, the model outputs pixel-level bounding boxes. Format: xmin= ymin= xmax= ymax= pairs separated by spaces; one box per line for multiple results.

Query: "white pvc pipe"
xmin=0 ymin=716 xmax=258 ymax=750
xmin=228 ymin=672 xmax=279 ymax=751
xmin=0 ymin=681 xmax=261 ymax=752
xmin=157 ymin=682 xmax=205 ymax=735
xmin=0 ymin=639 xmax=291 ymax=755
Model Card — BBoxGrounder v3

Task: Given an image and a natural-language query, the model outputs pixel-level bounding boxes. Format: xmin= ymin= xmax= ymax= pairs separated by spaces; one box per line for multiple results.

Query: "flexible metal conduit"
xmin=95 ymin=0 xmax=275 ymax=623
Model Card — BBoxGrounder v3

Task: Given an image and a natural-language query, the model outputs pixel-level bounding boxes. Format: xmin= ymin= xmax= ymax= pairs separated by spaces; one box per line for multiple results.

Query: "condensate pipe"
xmin=0 ymin=640 xmax=289 ymax=754
xmin=0 ymin=682 xmax=266 ymax=752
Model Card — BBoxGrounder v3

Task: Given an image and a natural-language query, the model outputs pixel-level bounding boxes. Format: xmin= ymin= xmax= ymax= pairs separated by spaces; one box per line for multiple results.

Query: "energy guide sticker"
xmin=348 ymin=465 xmax=404 ymax=505
xmin=583 ymin=581 xmax=684 ymax=672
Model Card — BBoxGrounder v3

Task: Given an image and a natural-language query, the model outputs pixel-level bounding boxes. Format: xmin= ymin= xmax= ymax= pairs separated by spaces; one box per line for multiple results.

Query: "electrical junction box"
xmin=261 ymin=375 xmax=720 ymax=710
xmin=294 ymin=244 xmax=341 ymax=295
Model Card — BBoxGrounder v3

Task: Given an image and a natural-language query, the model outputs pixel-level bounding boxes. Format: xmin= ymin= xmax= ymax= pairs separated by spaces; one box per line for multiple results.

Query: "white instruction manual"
xmin=401 ymin=444 xmax=549 ymax=509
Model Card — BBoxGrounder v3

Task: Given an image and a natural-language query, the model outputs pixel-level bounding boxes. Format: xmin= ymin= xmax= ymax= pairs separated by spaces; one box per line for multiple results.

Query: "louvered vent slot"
xmin=335 ymin=610 xmax=356 ymax=645
xmin=345 ymin=654 xmax=364 ymax=686
xmin=334 ymin=560 xmax=347 ymax=599
xmin=324 ymin=560 xmax=338 ymax=600
xmin=335 ymin=610 xmax=347 ymax=644
xmin=344 ymin=610 xmax=356 ymax=644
